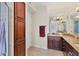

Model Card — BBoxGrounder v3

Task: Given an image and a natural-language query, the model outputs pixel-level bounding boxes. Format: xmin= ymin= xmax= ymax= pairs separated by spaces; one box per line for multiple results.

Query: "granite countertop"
xmin=62 ymin=34 xmax=79 ymax=53
xmin=48 ymin=33 xmax=79 ymax=53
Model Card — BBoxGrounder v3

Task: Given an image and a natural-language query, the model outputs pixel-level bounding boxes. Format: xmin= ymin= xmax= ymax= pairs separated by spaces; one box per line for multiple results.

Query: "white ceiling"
xmin=30 ymin=2 xmax=79 ymax=18
xmin=31 ymin=2 xmax=79 ymax=7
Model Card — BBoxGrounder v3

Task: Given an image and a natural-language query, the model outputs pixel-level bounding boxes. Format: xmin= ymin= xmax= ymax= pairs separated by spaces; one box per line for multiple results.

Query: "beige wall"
xmin=31 ymin=6 xmax=49 ymax=49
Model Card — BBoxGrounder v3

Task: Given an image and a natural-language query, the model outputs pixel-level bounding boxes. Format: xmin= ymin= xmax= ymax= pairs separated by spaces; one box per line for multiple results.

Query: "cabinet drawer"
xmin=48 ymin=36 xmax=61 ymax=40
xmin=48 ymin=36 xmax=53 ymax=40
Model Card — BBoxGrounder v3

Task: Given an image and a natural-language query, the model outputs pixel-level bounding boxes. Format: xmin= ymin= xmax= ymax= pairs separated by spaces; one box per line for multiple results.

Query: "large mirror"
xmin=49 ymin=18 xmax=57 ymax=33
xmin=74 ymin=20 xmax=79 ymax=35
xmin=49 ymin=17 xmax=67 ymax=33
xmin=61 ymin=21 xmax=66 ymax=32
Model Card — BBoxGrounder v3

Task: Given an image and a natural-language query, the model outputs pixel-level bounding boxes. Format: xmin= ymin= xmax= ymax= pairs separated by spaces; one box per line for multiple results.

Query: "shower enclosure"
xmin=0 ymin=2 xmax=9 ymax=56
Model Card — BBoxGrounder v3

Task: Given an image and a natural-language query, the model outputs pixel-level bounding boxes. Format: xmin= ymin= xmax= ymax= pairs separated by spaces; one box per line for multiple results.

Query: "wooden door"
xmin=14 ymin=2 xmax=25 ymax=56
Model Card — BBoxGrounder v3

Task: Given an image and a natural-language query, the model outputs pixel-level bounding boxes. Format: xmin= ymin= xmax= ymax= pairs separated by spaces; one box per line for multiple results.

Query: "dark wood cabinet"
xmin=48 ymin=35 xmax=79 ymax=56
xmin=48 ymin=36 xmax=63 ymax=50
xmin=14 ymin=2 xmax=25 ymax=56
xmin=62 ymin=38 xmax=79 ymax=56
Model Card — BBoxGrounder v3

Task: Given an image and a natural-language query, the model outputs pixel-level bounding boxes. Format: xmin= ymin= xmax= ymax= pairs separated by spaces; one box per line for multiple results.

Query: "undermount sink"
xmin=48 ymin=33 xmax=62 ymax=36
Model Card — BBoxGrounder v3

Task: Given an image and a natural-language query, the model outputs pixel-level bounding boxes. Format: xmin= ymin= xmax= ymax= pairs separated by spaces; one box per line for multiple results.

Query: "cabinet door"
xmin=48 ymin=38 xmax=53 ymax=49
xmin=48 ymin=36 xmax=62 ymax=50
xmin=48 ymin=36 xmax=54 ymax=49
xmin=54 ymin=37 xmax=62 ymax=50
xmin=63 ymin=39 xmax=79 ymax=56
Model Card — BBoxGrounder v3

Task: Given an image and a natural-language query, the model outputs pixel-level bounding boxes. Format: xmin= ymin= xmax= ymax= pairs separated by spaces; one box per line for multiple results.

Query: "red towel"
xmin=39 ymin=26 xmax=45 ymax=37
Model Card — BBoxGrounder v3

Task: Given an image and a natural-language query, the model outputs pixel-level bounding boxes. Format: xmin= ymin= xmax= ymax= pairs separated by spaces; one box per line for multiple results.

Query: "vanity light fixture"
xmin=56 ymin=16 xmax=63 ymax=21
xmin=76 ymin=15 xmax=79 ymax=19
xmin=56 ymin=16 xmax=60 ymax=21
xmin=76 ymin=7 xmax=79 ymax=12
xmin=60 ymin=16 xmax=63 ymax=20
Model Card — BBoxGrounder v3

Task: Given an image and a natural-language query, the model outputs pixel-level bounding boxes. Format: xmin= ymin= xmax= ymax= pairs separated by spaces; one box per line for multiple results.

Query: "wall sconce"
xmin=76 ymin=15 xmax=79 ymax=19
xmin=76 ymin=7 xmax=79 ymax=12
xmin=60 ymin=16 xmax=63 ymax=20
xmin=56 ymin=16 xmax=63 ymax=21
xmin=56 ymin=16 xmax=60 ymax=20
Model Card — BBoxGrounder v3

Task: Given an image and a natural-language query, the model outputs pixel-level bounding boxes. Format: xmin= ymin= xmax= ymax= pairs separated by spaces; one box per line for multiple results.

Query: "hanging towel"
xmin=39 ymin=26 xmax=45 ymax=37
xmin=0 ymin=19 xmax=6 ymax=56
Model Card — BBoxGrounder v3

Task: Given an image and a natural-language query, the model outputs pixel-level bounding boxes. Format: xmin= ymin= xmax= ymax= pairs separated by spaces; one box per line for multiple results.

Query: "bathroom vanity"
xmin=47 ymin=33 xmax=79 ymax=56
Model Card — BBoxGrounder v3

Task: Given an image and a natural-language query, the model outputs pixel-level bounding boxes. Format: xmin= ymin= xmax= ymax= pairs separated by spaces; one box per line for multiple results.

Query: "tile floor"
xmin=27 ymin=47 xmax=64 ymax=56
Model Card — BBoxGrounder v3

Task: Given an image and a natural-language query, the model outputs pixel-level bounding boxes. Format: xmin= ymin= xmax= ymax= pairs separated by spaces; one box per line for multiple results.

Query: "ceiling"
xmin=30 ymin=2 xmax=79 ymax=18
xmin=31 ymin=2 xmax=79 ymax=7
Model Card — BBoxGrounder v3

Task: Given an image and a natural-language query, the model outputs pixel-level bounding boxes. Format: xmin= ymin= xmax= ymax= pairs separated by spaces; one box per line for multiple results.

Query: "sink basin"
xmin=48 ymin=33 xmax=62 ymax=36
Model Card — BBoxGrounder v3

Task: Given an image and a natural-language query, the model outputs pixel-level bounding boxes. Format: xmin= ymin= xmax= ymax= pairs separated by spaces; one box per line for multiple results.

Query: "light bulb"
xmin=76 ymin=7 xmax=79 ymax=12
